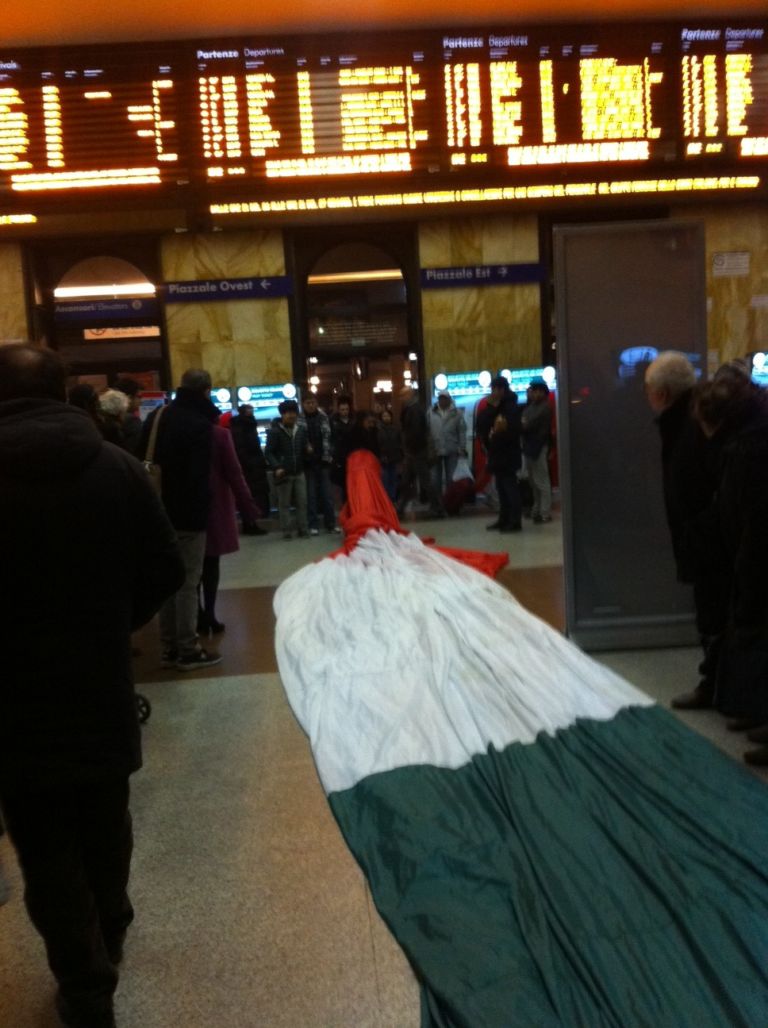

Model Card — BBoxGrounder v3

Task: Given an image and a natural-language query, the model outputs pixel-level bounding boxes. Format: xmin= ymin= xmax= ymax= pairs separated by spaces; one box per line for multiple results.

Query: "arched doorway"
xmin=52 ymin=256 xmax=165 ymax=392
xmin=30 ymin=238 xmax=168 ymax=393
xmin=284 ymin=222 xmax=423 ymax=417
xmin=304 ymin=241 xmax=415 ymax=414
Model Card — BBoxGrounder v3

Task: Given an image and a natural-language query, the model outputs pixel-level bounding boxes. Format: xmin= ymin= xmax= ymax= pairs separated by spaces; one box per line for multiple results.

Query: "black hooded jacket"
xmin=142 ymin=388 xmax=217 ymax=531
xmin=0 ymin=398 xmax=184 ymax=790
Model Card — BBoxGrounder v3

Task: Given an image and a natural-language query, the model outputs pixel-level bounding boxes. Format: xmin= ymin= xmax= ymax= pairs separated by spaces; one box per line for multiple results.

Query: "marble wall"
xmin=418 ymin=216 xmax=541 ymax=383
xmin=0 ymin=243 xmax=28 ymax=344
xmin=670 ymin=202 xmax=768 ymax=365
xmin=161 ymin=231 xmax=292 ymax=387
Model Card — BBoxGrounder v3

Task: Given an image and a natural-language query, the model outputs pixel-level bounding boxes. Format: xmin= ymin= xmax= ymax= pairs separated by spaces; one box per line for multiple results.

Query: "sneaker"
xmin=486 ymin=520 xmax=501 ymax=530
xmin=309 ymin=528 xmax=319 ymax=536
xmin=175 ymin=649 xmax=222 ymax=672
xmin=298 ymin=530 xmax=309 ymax=538
xmin=333 ymin=526 xmax=342 ymax=534
xmin=160 ymin=649 xmax=178 ymax=668
xmin=282 ymin=531 xmax=293 ymax=540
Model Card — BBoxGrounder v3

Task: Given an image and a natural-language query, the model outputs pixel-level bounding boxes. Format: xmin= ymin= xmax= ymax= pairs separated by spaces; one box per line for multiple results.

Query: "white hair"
xmin=99 ymin=388 xmax=130 ymax=417
xmin=644 ymin=351 xmax=696 ymax=399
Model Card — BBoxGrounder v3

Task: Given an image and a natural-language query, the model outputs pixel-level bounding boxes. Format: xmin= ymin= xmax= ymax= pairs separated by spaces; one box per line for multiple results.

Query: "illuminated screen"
xmin=0 ymin=45 xmax=185 ymax=198
xmin=0 ymin=19 xmax=766 ymax=219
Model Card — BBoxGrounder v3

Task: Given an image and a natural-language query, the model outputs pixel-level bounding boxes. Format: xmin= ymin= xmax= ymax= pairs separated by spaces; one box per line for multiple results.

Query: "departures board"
xmin=0 ymin=20 xmax=766 ymax=227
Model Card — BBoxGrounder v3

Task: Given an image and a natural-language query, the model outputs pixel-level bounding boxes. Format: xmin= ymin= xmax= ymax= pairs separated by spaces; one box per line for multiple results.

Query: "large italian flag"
xmin=275 ymin=451 xmax=768 ymax=1027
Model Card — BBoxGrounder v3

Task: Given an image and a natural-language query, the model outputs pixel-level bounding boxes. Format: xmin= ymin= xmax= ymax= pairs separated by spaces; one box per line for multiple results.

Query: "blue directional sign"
xmin=421 ymin=264 xmax=544 ymax=289
xmin=212 ymin=387 xmax=234 ymax=414
xmin=499 ymin=365 xmax=558 ymax=399
xmin=236 ymin=383 xmax=299 ymax=422
xmin=54 ymin=298 xmax=159 ymax=322
xmin=752 ymin=352 xmax=768 ymax=388
xmin=164 ymin=276 xmax=292 ymax=302
xmin=432 ymin=370 xmax=493 ymax=402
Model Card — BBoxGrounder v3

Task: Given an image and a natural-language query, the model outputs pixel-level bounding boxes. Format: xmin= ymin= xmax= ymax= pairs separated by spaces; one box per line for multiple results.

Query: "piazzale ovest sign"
xmin=0 ymin=19 xmax=765 ymax=224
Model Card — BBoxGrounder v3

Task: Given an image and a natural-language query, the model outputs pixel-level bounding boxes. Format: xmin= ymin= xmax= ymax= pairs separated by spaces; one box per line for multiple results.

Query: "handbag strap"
xmin=144 ymin=404 xmax=166 ymax=464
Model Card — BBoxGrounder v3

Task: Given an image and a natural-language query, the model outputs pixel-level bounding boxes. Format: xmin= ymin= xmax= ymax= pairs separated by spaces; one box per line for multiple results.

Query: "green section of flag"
xmin=330 ymin=706 xmax=768 ymax=1027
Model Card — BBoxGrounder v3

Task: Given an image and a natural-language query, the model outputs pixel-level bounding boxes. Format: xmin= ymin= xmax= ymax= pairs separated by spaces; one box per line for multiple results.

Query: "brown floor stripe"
xmin=497 ymin=565 xmax=566 ymax=633
xmin=132 ymin=566 xmax=565 ymax=682
xmin=133 ymin=586 xmax=279 ymax=682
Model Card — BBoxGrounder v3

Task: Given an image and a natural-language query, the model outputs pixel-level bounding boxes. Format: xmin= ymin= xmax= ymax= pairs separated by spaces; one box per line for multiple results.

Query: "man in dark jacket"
xmin=265 ymin=399 xmax=311 ymax=538
xmin=229 ymin=403 xmax=269 ymax=534
xmin=521 ymin=377 xmax=553 ymax=523
xmin=329 ymin=395 xmax=353 ymax=502
xmin=477 ymin=376 xmax=523 ymax=532
xmin=300 ymin=393 xmax=336 ymax=534
xmin=0 ymin=344 xmax=184 ymax=1028
xmin=142 ymin=368 xmax=221 ymax=670
xmin=397 ymin=386 xmax=442 ymax=518
xmin=645 ymin=352 xmax=729 ymax=710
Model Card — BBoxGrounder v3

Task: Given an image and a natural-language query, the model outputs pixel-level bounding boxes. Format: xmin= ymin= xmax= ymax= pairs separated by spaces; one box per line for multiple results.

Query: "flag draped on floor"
xmin=274 ymin=450 xmax=768 ymax=1028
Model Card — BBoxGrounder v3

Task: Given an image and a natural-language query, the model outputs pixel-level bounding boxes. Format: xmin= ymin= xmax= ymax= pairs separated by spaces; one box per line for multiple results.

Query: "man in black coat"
xmin=396 ymin=386 xmax=442 ymax=518
xmin=477 ymin=376 xmax=523 ymax=532
xmin=229 ymin=403 xmax=269 ymax=533
xmin=645 ymin=352 xmax=729 ymax=709
xmin=0 ymin=345 xmax=184 ymax=1028
xmin=142 ymin=368 xmax=221 ymax=670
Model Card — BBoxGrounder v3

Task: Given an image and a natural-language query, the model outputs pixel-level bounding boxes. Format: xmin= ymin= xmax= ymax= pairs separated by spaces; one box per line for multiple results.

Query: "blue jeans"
xmin=305 ymin=464 xmax=335 ymax=530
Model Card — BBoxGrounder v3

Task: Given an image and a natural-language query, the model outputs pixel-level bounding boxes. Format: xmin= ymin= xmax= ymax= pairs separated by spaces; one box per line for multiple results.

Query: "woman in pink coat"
xmin=198 ymin=424 xmax=260 ymax=635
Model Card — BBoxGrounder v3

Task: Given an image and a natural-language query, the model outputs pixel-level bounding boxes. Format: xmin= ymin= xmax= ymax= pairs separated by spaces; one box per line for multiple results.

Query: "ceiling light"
xmin=54 ymin=282 xmax=156 ymax=299
xmin=307 ymin=269 xmax=403 ymax=285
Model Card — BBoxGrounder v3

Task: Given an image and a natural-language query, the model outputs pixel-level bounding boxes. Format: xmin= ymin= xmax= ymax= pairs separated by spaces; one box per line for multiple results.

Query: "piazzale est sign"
xmin=0 ymin=19 xmax=765 ymax=219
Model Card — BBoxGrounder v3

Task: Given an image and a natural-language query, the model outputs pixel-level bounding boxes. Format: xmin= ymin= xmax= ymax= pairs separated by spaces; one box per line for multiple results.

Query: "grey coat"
xmin=429 ymin=404 xmax=467 ymax=457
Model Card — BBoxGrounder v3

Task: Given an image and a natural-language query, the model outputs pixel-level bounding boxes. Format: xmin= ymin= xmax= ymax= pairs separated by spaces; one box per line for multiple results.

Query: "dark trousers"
xmin=0 ymin=776 xmax=133 ymax=1013
xmin=305 ymin=464 xmax=336 ymax=530
xmin=495 ymin=470 xmax=522 ymax=528
xmin=381 ymin=462 xmax=399 ymax=503
xmin=398 ymin=453 xmax=439 ymax=514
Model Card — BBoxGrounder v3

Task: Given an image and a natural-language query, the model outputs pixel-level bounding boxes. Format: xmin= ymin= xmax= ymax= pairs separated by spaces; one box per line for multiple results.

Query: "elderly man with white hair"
xmin=645 ymin=351 xmax=729 ymax=710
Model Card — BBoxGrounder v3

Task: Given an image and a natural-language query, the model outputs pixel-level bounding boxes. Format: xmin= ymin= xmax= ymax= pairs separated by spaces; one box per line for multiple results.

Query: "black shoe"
xmin=726 ymin=716 xmax=766 ymax=732
xmin=486 ymin=520 xmax=501 ymax=530
xmin=242 ymin=523 xmax=268 ymax=536
xmin=104 ymin=931 xmax=126 ymax=966
xmin=56 ymin=993 xmax=116 ymax=1028
xmin=671 ymin=685 xmax=714 ymax=710
xmin=746 ymin=724 xmax=768 ymax=744
xmin=499 ymin=523 xmax=522 ymax=533
xmin=744 ymin=745 xmax=768 ymax=766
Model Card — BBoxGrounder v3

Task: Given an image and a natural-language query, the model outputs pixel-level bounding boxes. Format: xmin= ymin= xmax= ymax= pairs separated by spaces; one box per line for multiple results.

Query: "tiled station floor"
xmin=1 ymin=507 xmax=764 ymax=1027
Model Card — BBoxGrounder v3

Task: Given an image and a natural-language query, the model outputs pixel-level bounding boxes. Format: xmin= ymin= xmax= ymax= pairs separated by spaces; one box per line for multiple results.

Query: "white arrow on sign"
xmin=261 ymin=279 xmax=271 ymax=290
xmin=499 ymin=266 xmax=508 ymax=277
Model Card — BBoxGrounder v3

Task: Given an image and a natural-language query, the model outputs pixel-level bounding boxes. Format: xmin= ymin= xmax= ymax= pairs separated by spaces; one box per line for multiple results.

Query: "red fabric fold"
xmin=332 ymin=450 xmax=508 ymax=579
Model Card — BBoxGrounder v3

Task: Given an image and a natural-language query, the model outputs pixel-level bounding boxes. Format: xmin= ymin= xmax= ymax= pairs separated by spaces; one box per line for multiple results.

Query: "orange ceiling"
xmin=5 ymin=0 xmax=766 ymax=48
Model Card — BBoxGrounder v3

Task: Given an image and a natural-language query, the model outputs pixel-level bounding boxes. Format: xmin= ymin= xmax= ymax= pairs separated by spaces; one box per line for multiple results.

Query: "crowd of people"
xmin=6 ymin=341 xmax=764 ymax=1028
xmin=645 ymin=352 xmax=768 ymax=765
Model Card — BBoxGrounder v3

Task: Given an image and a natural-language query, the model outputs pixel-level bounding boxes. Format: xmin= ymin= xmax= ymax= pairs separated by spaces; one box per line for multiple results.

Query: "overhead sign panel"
xmin=0 ymin=19 xmax=765 ymax=219
xmin=421 ymin=263 xmax=544 ymax=288
xmin=54 ymin=298 xmax=159 ymax=321
xmin=164 ymin=275 xmax=292 ymax=302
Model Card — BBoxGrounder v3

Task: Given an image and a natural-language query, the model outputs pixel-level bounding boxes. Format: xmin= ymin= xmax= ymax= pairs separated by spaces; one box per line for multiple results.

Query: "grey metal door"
xmin=554 ymin=220 xmax=706 ymax=650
